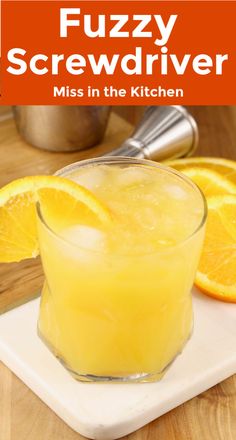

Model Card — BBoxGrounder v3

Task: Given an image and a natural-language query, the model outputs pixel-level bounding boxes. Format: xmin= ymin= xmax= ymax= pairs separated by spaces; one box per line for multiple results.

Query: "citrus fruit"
xmin=0 ymin=176 xmax=111 ymax=263
xmin=196 ymin=194 xmax=236 ymax=302
xmin=181 ymin=167 xmax=236 ymax=197
xmin=166 ymin=157 xmax=236 ymax=185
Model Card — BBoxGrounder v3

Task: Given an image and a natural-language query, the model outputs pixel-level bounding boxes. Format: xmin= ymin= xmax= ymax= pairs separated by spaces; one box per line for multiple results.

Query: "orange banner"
xmin=0 ymin=1 xmax=236 ymax=104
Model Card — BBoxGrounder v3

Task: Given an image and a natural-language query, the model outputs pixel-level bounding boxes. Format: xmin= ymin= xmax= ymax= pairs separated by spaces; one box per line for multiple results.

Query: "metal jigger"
xmin=106 ymin=106 xmax=198 ymax=161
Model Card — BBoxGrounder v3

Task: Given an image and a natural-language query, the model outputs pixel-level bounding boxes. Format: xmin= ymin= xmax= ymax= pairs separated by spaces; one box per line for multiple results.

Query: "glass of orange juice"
xmin=37 ymin=157 xmax=207 ymax=382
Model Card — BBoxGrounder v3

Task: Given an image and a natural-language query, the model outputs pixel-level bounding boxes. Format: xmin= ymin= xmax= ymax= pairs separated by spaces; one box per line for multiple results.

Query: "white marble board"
xmin=0 ymin=288 xmax=236 ymax=439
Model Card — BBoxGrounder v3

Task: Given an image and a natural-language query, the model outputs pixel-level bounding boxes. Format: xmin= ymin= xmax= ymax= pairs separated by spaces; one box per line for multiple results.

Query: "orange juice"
xmin=37 ymin=158 xmax=206 ymax=382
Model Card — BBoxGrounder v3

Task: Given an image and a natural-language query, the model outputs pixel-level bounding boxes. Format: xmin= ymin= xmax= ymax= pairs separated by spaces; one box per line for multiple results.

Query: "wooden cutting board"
xmin=0 ymin=112 xmax=133 ymax=314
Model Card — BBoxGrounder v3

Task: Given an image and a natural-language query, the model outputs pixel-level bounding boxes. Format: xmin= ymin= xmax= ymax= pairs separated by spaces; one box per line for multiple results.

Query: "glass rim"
xmin=36 ymin=156 xmax=207 ymax=257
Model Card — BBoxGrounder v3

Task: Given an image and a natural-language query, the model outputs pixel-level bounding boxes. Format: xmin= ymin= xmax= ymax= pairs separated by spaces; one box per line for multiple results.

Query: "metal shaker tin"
xmin=13 ymin=105 xmax=111 ymax=152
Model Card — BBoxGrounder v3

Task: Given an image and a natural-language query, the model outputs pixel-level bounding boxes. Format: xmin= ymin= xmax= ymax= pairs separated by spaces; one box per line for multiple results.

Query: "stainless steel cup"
xmin=13 ymin=106 xmax=111 ymax=152
xmin=107 ymin=106 xmax=198 ymax=161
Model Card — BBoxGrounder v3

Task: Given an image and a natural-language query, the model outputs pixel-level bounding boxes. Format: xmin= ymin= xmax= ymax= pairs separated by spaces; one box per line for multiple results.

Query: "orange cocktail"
xmin=37 ymin=158 xmax=206 ymax=382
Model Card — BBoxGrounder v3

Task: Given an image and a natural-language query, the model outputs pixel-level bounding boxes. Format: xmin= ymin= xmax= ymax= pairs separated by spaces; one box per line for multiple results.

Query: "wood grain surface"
xmin=1 ymin=106 xmax=236 ymax=440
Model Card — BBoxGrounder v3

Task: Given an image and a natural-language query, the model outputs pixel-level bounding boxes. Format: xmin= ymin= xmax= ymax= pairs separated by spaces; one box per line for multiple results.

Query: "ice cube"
xmin=117 ymin=167 xmax=150 ymax=188
xmin=69 ymin=167 xmax=106 ymax=191
xmin=61 ymin=225 xmax=106 ymax=252
xmin=164 ymin=184 xmax=188 ymax=200
xmin=135 ymin=206 xmax=159 ymax=230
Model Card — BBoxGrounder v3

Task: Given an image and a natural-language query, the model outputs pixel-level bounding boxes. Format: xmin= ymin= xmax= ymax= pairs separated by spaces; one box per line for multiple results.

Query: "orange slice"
xmin=166 ymin=157 xmax=236 ymax=185
xmin=182 ymin=167 xmax=236 ymax=197
xmin=195 ymin=195 xmax=236 ymax=302
xmin=0 ymin=176 xmax=111 ymax=263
